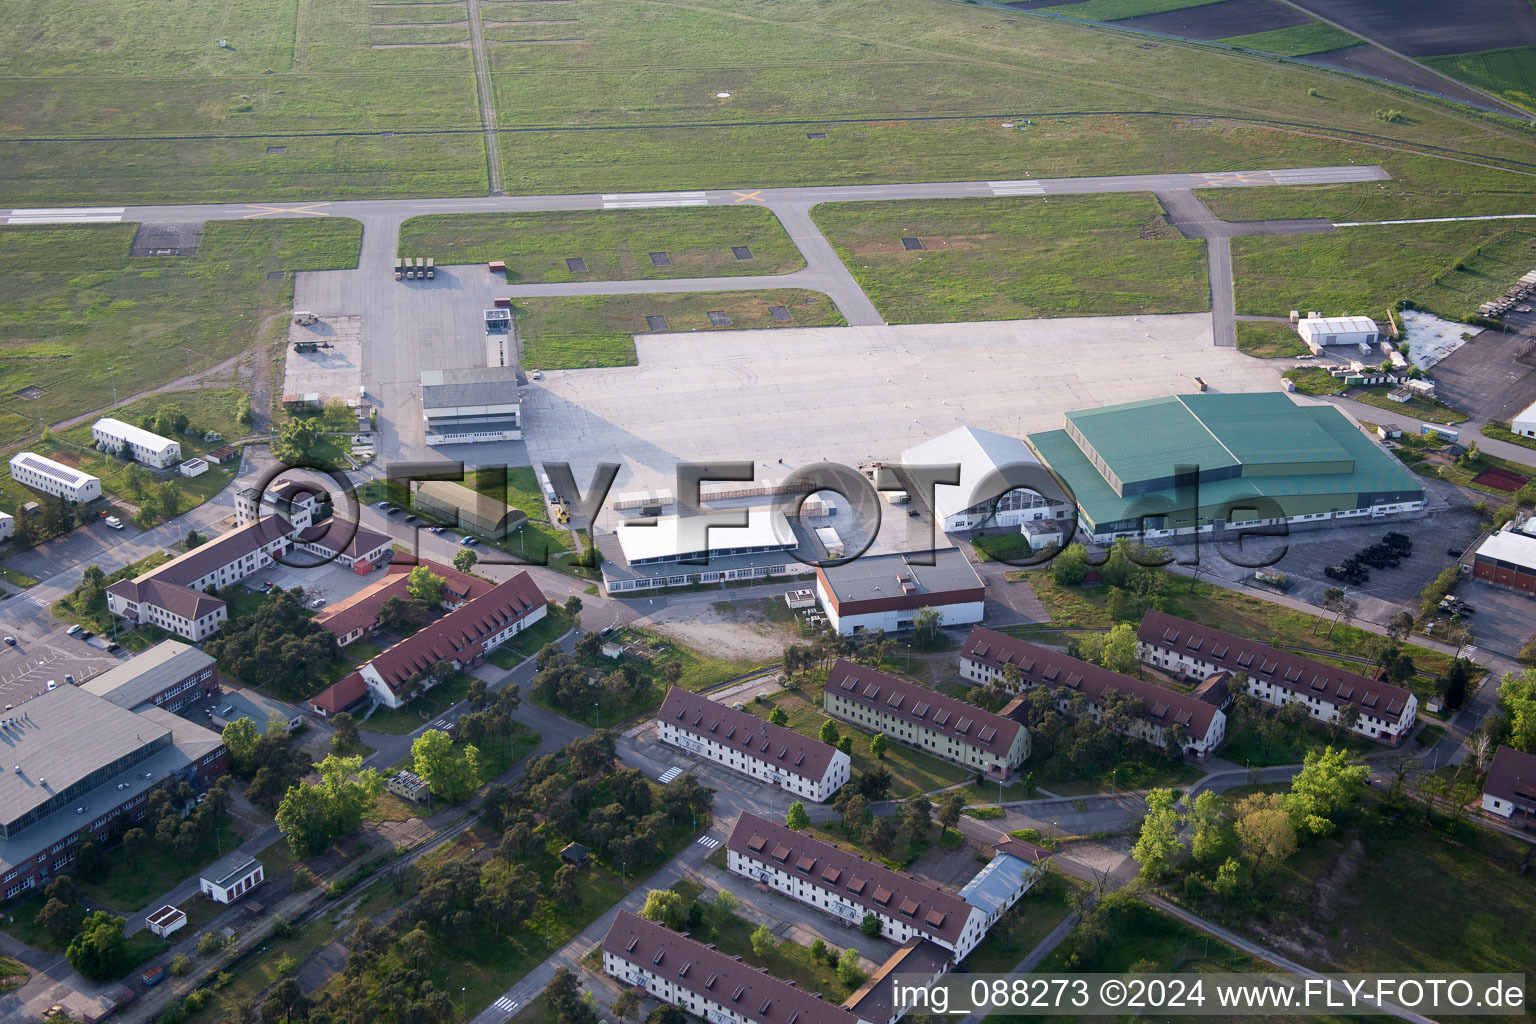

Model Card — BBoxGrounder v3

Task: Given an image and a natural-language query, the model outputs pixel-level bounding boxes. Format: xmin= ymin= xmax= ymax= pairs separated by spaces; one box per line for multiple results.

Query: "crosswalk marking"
xmin=493 ymin=996 xmax=518 ymax=1012
xmin=987 ymin=181 xmax=1045 ymax=195
xmin=696 ymin=835 xmax=721 ymax=849
xmin=602 ymin=191 xmax=708 ymax=209
xmin=658 ymin=766 xmax=684 ymax=784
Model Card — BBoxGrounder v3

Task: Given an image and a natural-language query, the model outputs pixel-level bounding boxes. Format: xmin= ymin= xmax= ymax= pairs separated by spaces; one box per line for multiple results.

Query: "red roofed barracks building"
xmin=1135 ymin=610 xmax=1417 ymax=746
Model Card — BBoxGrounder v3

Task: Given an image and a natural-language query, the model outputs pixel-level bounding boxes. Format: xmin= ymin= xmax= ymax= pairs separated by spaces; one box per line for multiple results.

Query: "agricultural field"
xmin=515 ymin=290 xmax=845 ymax=369
xmin=1215 ymin=22 xmax=1361 ymax=56
xmin=1035 ymin=0 xmax=1226 ymax=22
xmin=0 ymin=219 xmax=361 ymax=450
xmin=1231 ymin=224 xmax=1536 ymax=322
xmin=812 ymin=194 xmax=1209 ymax=323
xmin=398 ymin=207 xmax=803 ymax=281
xmin=1425 ymin=46 xmax=1536 ymax=114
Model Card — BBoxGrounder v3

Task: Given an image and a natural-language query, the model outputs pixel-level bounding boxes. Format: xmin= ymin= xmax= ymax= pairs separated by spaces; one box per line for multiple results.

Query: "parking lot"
xmin=0 ymin=628 xmax=124 ymax=708
xmin=1430 ymin=326 xmax=1536 ymax=425
xmin=251 ymin=553 xmax=389 ymax=609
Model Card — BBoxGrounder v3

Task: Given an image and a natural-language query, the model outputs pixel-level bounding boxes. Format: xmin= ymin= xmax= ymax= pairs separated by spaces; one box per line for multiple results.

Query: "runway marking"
xmin=658 ymin=766 xmax=684 ymax=784
xmin=1200 ymin=172 xmax=1263 ymax=186
xmin=1335 ymin=213 xmax=1536 ymax=227
xmin=730 ymin=190 xmax=764 ymax=204
xmin=242 ymin=202 xmax=332 ymax=219
xmin=7 ymin=207 xmax=124 ymax=224
xmin=601 ymin=191 xmax=707 ymax=209
xmin=696 ymin=835 xmax=721 ymax=850
xmin=987 ymin=180 xmax=1045 ymax=195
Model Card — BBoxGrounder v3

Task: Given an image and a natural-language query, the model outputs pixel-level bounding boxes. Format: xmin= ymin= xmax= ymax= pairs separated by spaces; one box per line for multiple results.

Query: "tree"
xmin=711 ymin=888 xmax=739 ymax=923
xmin=1499 ymin=667 xmax=1536 ymax=753
xmin=1233 ymin=793 xmax=1297 ymax=875
xmin=1441 ymin=658 xmax=1473 ymax=712
xmin=785 ymin=801 xmax=810 ymax=830
xmin=1284 ymin=746 xmax=1369 ymax=836
xmin=640 ymin=889 xmax=688 ymax=931
xmin=124 ymin=464 xmax=151 ymax=500
xmin=452 ymin=547 xmax=478 ymax=573
xmin=376 ymin=595 xmax=429 ymax=634
xmin=155 ymin=403 xmax=190 ymax=435
xmin=412 ymin=729 xmax=482 ymax=804
xmin=1213 ymin=856 xmax=1243 ymax=897
xmin=65 ymin=910 xmax=126 ymax=980
xmin=869 ymin=732 xmax=888 ymax=759
xmin=865 ymin=815 xmax=897 ymax=853
xmin=1188 ymin=790 xmax=1225 ymax=864
xmin=937 ymin=791 xmax=964 ymax=836
xmin=838 ymin=736 xmax=853 ymax=756
xmin=769 ymin=706 xmax=788 ymax=726
xmin=750 ymin=923 xmax=777 ymax=957
xmin=647 ymin=1007 xmax=688 ymax=1024
xmin=910 ymin=606 xmax=943 ymax=649
xmin=405 ymin=565 xmax=445 ymax=607
xmin=122 ymin=827 xmax=148 ymax=866
xmin=818 ymin=719 xmax=840 ymax=746
xmin=34 ymin=897 xmax=75 ymax=942
xmin=330 ymin=712 xmax=359 ymax=751
xmin=1100 ymin=623 xmax=1140 ymax=676
xmin=1386 ymin=610 xmax=1415 ymax=642
xmin=157 ymin=480 xmax=183 ymax=519
xmin=274 ymin=753 xmax=382 ymax=857
xmin=1420 ymin=566 xmax=1461 ymax=617
xmin=1052 ymin=542 xmax=1091 ymax=585
xmin=612 ymin=989 xmax=641 ymax=1023
xmin=861 ymin=912 xmax=882 ymax=937
xmin=837 ymin=946 xmax=865 ymax=987
xmin=222 ymin=717 xmax=261 ymax=775
xmin=271 ymin=418 xmax=320 ymax=464
xmin=564 ymin=595 xmax=583 ymax=624
xmin=1131 ymin=788 xmax=1184 ymax=878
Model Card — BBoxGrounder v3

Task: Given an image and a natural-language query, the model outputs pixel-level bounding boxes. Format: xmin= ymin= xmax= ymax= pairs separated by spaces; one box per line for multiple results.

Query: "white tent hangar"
xmin=901 ymin=425 xmax=1074 ymax=534
xmin=1295 ymin=314 xmax=1379 ymax=354
xmin=1512 ymin=399 xmax=1536 ymax=440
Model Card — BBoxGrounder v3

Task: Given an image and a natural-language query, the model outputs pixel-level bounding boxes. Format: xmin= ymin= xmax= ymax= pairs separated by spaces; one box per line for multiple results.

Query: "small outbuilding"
xmin=146 ymin=905 xmax=187 ymax=939
xmin=179 ymin=458 xmax=209 ymax=478
xmin=200 ymin=854 xmax=264 ymax=905
xmin=559 ymin=842 xmax=591 ymax=866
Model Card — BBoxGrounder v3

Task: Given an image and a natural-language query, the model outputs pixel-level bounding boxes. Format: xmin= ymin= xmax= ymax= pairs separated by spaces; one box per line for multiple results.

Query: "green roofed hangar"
xmin=1026 ymin=393 xmax=1425 ymax=544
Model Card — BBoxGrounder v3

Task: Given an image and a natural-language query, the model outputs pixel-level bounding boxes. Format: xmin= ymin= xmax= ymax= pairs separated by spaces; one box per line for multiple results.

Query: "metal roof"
xmin=901 ymin=425 xmax=1065 ymax=523
xmin=615 ymin=507 xmax=794 ymax=565
xmin=9 ymin=452 xmax=98 ymax=489
xmin=958 ymin=845 xmax=1048 ymax=916
xmin=817 ymin=547 xmax=981 ymax=605
xmin=1475 ymin=525 xmax=1536 ymax=569
xmin=93 ymin=417 xmax=181 ymax=455
xmin=420 ymin=366 xmax=520 ymax=412
xmin=202 ymin=852 xmax=262 ymax=889
xmin=82 ymin=640 xmax=215 ymax=709
xmin=1297 ymin=315 xmax=1378 ymax=338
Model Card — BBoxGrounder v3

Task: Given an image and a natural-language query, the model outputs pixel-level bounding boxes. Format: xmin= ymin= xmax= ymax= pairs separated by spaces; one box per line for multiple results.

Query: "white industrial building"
xmin=656 ymin=687 xmax=851 ymax=801
xmin=91 ymin=417 xmax=182 ymax=468
xmin=0 ymin=511 xmax=12 ymax=542
xmin=8 ymin=452 xmax=102 ymax=503
xmin=199 ymin=854 xmax=264 ymax=905
xmin=901 ymin=426 xmax=1075 ymax=534
xmin=1512 ymin=399 xmax=1536 ymax=440
xmin=598 ymin=506 xmax=814 ymax=594
xmin=815 ymin=547 xmax=985 ymax=635
xmin=420 ymin=367 xmax=521 ymax=445
xmin=1295 ymin=313 xmax=1380 ymax=354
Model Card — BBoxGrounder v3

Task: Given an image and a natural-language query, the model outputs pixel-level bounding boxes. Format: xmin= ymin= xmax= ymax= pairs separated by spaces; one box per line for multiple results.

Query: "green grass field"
xmin=1231 ymin=224 xmax=1536 ymax=322
xmin=1425 ymin=46 xmax=1536 ymax=115
xmin=398 ymin=207 xmax=803 ymax=281
xmin=1039 ymin=0 xmax=1224 ymax=22
xmin=515 ymin=290 xmax=845 ymax=369
xmin=1216 ymin=23 xmax=1361 ymax=57
xmin=0 ymin=220 xmax=360 ymax=450
xmin=812 ymin=193 xmax=1208 ymax=323
xmin=1236 ymin=320 xmax=1310 ymax=358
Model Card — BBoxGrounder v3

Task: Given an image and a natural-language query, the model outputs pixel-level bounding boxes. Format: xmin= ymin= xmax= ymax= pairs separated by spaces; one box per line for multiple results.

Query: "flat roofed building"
xmin=962 ymin=626 xmax=1226 ymax=759
xmin=1513 ymin=399 xmax=1536 ymax=440
xmin=600 ymin=507 xmax=814 ymax=595
xmin=727 ymin=812 xmax=988 ymax=959
xmin=902 ymin=426 xmax=1075 ymax=534
xmin=1135 ymin=610 xmax=1415 ymax=745
xmin=1481 ymin=745 xmax=1536 ymax=823
xmin=387 ymin=770 xmax=431 ymax=803
xmin=91 ymin=417 xmax=182 ymax=468
xmin=1027 ymin=393 xmax=1424 ymax=543
xmin=0 ymin=688 xmax=227 ymax=898
xmin=81 ymin=640 xmax=218 ymax=712
xmin=0 ymin=511 xmax=12 ymax=543
xmin=146 ymin=905 xmax=187 ymax=939
xmin=815 ymin=548 xmax=984 ymax=636
xmin=209 ymin=690 xmax=303 ymax=734
xmin=602 ymin=910 xmax=866 ymax=1024
xmin=1471 ymin=524 xmax=1536 ymax=597
xmin=412 ymin=480 xmax=526 ymax=539
xmin=420 ymin=367 xmax=521 ymax=445
xmin=959 ymin=836 xmax=1053 ymax=930
xmin=656 ymin=687 xmax=850 ymax=801
xmin=200 ymin=853 xmax=263 ymax=904
xmin=235 ymin=479 xmax=324 ymax=529
xmin=824 ymin=660 xmax=1028 ymax=779
xmin=8 ymin=452 xmax=101 ymax=503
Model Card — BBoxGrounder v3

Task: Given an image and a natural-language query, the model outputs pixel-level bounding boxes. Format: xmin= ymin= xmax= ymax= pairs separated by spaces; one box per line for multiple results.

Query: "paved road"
xmin=1317 ymin=394 xmax=1536 ymax=470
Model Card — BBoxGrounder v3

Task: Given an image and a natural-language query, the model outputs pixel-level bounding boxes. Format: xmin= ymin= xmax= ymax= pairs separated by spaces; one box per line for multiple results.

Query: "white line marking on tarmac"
xmin=1335 ymin=214 xmax=1536 ymax=227
xmin=601 ymin=191 xmax=708 ymax=209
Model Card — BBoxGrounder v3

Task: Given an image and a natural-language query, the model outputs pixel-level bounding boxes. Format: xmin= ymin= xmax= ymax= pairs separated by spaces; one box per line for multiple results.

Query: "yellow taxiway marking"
xmin=730 ymin=190 xmax=765 ymax=204
xmin=242 ymin=203 xmax=333 ymax=219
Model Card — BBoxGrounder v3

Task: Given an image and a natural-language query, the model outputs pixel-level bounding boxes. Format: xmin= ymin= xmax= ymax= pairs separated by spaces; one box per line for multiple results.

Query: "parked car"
xmin=310 ymin=598 xmax=327 ymax=609
xmin=78 ymin=630 xmax=94 ymax=641
xmin=66 ymin=624 xmax=82 ymax=636
xmin=460 ymin=535 xmax=479 ymax=546
xmin=430 ymin=526 xmax=445 ymax=535
xmin=387 ymin=507 xmax=404 ymax=516
xmin=3 ymin=636 xmax=15 ymax=647
xmin=405 ymin=515 xmax=422 ymax=525
xmin=64 ymin=674 xmax=76 ymax=685
xmin=376 ymin=500 xmax=390 ymax=509
xmin=1446 ymin=547 xmax=1463 ymax=558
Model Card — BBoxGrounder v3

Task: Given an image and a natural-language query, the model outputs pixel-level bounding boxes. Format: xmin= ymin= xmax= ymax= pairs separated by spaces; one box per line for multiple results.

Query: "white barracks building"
xmin=9 ymin=452 xmax=101 ymax=503
xmin=656 ymin=687 xmax=850 ymax=802
xmin=727 ymin=812 xmax=989 ymax=960
xmin=91 ymin=417 xmax=182 ymax=468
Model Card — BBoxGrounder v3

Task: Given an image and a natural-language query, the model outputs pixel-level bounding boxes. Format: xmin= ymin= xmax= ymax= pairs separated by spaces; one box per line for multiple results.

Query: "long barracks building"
xmin=824 ymin=660 xmax=1029 ymax=779
xmin=1136 ymin=610 xmax=1417 ymax=745
xmin=656 ymin=687 xmax=851 ymax=802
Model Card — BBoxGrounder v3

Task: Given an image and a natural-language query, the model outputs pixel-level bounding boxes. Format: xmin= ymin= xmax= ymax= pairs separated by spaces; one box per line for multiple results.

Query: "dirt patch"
xmin=638 ymin=599 xmax=796 ymax=662
xmin=1110 ymin=0 xmax=1308 ymax=38
xmin=1138 ymin=216 xmax=1179 ymax=240
xmin=1472 ymin=466 xmax=1532 ymax=492
xmin=1289 ymin=0 xmax=1536 ymax=56
xmin=482 ymin=18 xmax=579 ymax=25
xmin=130 ymin=220 xmax=204 ymax=258
xmin=1302 ymin=44 xmax=1504 ymax=109
xmin=485 ymin=37 xmax=584 ymax=44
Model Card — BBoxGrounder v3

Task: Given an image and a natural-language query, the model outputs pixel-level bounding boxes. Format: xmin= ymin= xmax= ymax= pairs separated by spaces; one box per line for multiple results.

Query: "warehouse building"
xmin=603 ymin=910 xmax=867 ymax=1024
xmin=81 ymin=640 xmax=218 ymax=712
xmin=960 ymin=627 xmax=1227 ymax=759
xmin=1295 ymin=313 xmax=1380 ymax=354
xmin=1026 ymin=393 xmax=1425 ymax=543
xmin=656 ymin=687 xmax=850 ymax=801
xmin=599 ymin=506 xmax=814 ymax=594
xmin=1481 ymin=745 xmax=1536 ymax=825
xmin=411 ymin=480 xmax=526 ymax=539
xmin=1136 ymin=610 xmax=1417 ymax=745
xmin=8 ymin=452 xmax=101 ymax=503
xmin=91 ymin=417 xmax=182 ymax=468
xmin=1513 ymin=399 xmax=1536 ymax=440
xmin=1470 ymin=519 xmax=1536 ymax=597
xmin=824 ymin=660 xmax=1030 ymax=779
xmin=728 ymin=812 xmax=989 ymax=958
xmin=815 ymin=548 xmax=984 ymax=635
xmin=420 ymin=366 xmax=521 ymax=445
xmin=0 ymin=686 xmax=227 ymax=899
xmin=901 ymin=426 xmax=1075 ymax=534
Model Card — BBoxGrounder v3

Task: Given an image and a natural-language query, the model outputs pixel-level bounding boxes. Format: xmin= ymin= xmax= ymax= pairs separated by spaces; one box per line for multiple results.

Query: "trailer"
xmin=1420 ymin=423 xmax=1460 ymax=442
xmin=425 ymin=257 xmax=435 ymax=280
xmin=394 ymin=259 xmax=403 ymax=281
xmin=293 ymin=310 xmax=318 ymax=326
xmin=489 ymin=260 xmax=507 ymax=274
xmin=494 ymin=296 xmax=512 ymax=308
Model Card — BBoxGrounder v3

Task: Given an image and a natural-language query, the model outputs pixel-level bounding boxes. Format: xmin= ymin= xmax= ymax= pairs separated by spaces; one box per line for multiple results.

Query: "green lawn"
xmin=960 ymin=871 xmax=1084 ymax=973
xmin=398 ymin=207 xmax=803 ymax=281
xmin=812 ymin=194 xmax=1208 ymax=324
xmin=485 ymin=607 xmax=573 ymax=668
xmin=697 ymin=905 xmax=856 ymax=1001
xmin=1402 ymin=446 xmax=1534 ymax=499
xmin=1424 ymin=46 xmax=1536 ymax=115
xmin=1232 ymin=224 xmax=1536 ymax=323
xmin=1282 ymin=366 xmax=1342 ymax=396
xmin=1039 ymin=0 xmax=1225 ymax=21
xmin=362 ymin=670 xmax=475 ymax=735
xmin=1219 ymin=714 xmax=1376 ymax=768
xmin=515 ymin=290 xmax=846 ymax=370
xmin=1481 ymin=421 xmax=1536 ymax=452
xmin=52 ymin=550 xmax=171 ymax=635
xmin=745 ymin=686 xmax=975 ymax=799
xmin=1236 ymin=320 xmax=1310 ymax=358
xmin=75 ymin=814 xmax=242 ymax=912
xmin=1348 ymin=387 xmax=1468 ymax=425
xmin=1216 ymin=23 xmax=1360 ymax=57
xmin=0 ymin=220 xmax=361 ymax=450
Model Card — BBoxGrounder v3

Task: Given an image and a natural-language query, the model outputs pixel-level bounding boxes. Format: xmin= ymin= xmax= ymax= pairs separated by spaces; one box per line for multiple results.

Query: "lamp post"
xmin=107 ymin=365 xmax=118 ymax=408
xmin=184 ymin=346 xmax=195 ymax=379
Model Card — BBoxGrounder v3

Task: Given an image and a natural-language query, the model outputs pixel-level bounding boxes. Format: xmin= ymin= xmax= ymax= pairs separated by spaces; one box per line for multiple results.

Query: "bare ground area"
xmin=637 ymin=598 xmax=798 ymax=662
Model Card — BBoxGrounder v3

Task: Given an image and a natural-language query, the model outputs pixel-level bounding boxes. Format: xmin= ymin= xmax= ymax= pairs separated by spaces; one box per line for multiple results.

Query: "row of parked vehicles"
xmin=1325 ymin=531 xmax=1413 ymax=584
